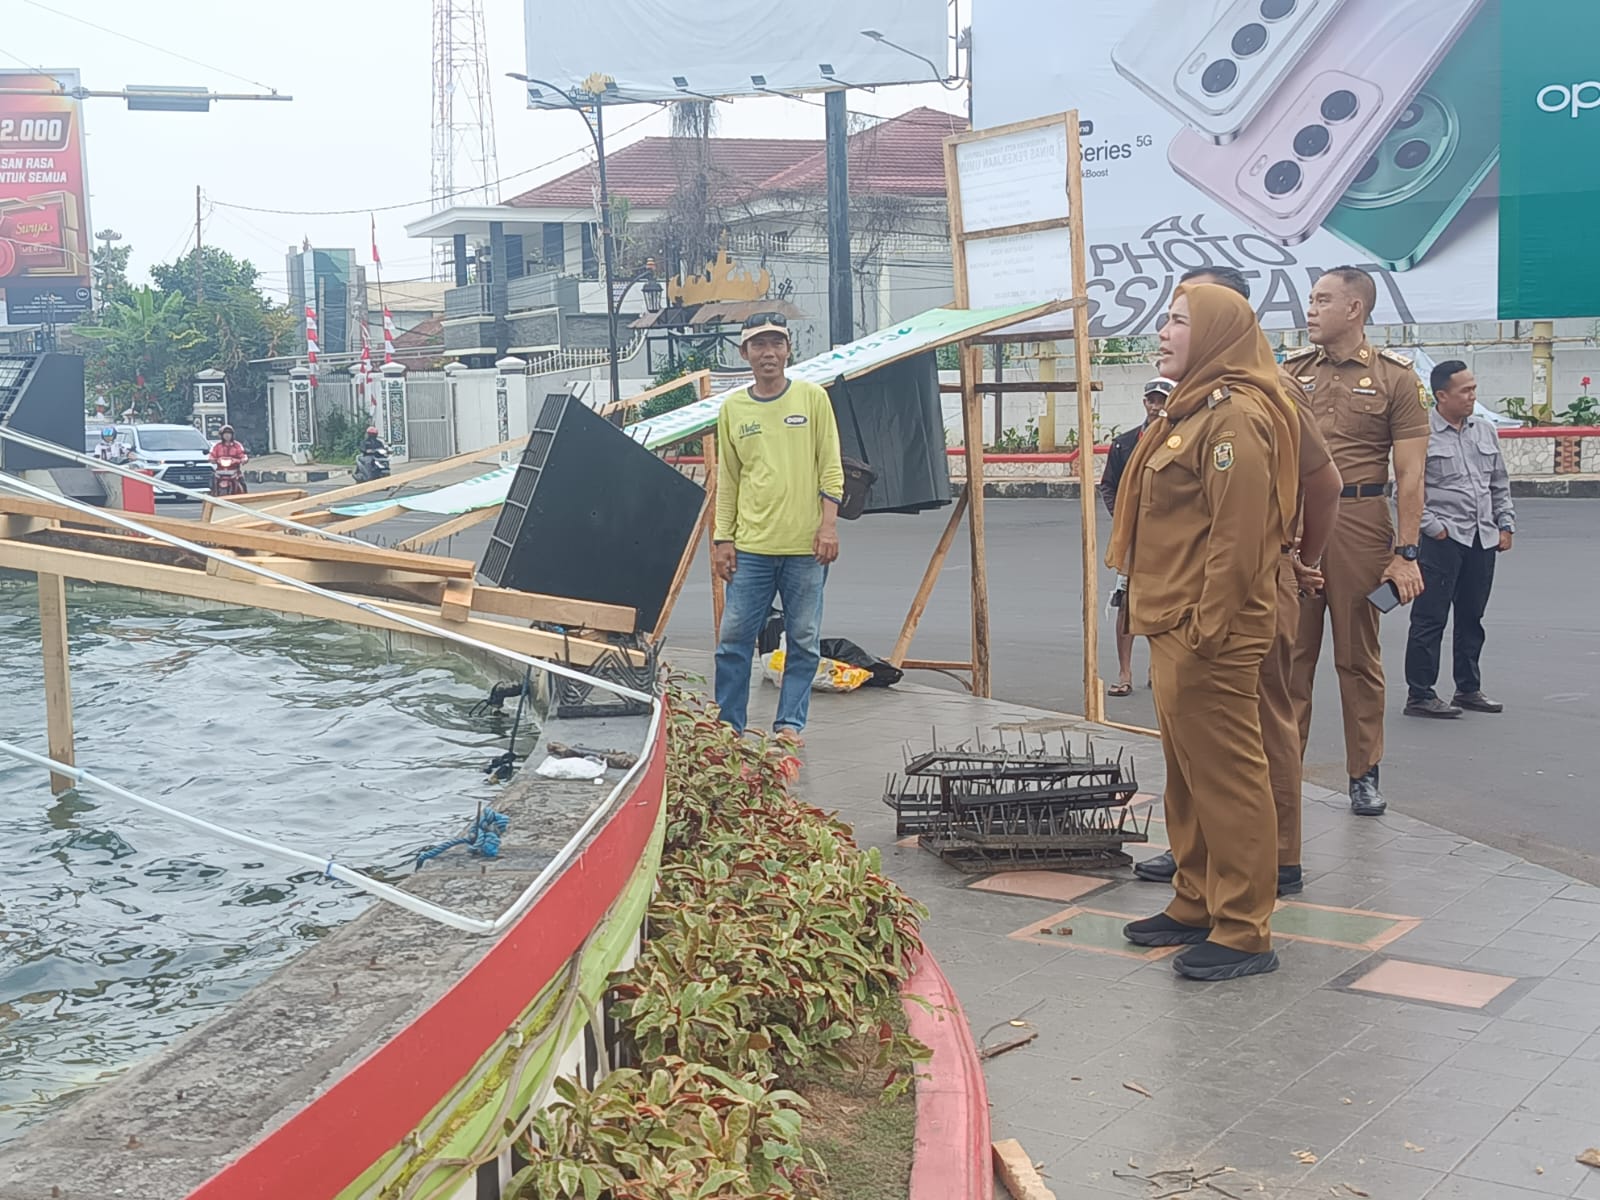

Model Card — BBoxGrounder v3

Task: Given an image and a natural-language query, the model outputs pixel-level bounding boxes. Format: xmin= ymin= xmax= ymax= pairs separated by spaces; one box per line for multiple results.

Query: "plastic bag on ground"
xmin=761 ymin=647 xmax=872 ymax=693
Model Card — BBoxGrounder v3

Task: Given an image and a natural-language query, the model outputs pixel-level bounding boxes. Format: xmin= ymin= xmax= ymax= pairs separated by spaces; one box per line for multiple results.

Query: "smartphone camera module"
xmin=1202 ymin=58 xmax=1240 ymax=95
xmin=1293 ymin=124 xmax=1331 ymax=158
xmin=1265 ymin=159 xmax=1302 ymax=197
xmin=1259 ymin=0 xmax=1296 ymax=19
xmin=1320 ymin=90 xmax=1360 ymax=123
xmin=1354 ymin=155 xmax=1380 ymax=185
xmin=1232 ymin=23 xmax=1268 ymax=57
xmin=1395 ymin=104 xmax=1424 ymax=131
xmin=1395 ymin=139 xmax=1432 ymax=171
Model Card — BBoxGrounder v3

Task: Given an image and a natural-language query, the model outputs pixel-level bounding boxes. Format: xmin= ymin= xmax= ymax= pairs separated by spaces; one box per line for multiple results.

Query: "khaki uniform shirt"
xmin=1126 ymin=386 xmax=1282 ymax=657
xmin=1283 ymin=341 xmax=1430 ymax=484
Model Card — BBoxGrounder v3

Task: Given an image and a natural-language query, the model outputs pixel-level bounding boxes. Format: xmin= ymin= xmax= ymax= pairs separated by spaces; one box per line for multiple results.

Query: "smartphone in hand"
xmin=1367 ymin=580 xmax=1402 ymax=613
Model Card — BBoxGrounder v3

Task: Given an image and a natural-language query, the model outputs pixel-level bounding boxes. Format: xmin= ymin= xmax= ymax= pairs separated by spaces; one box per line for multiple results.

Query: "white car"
xmin=85 ymin=423 xmax=216 ymax=499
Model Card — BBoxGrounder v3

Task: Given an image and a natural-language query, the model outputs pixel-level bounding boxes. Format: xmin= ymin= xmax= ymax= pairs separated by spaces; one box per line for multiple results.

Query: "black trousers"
xmin=1405 ymin=533 xmax=1498 ymax=700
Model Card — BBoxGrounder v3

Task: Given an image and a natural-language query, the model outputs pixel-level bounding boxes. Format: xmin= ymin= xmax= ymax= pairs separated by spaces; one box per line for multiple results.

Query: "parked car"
xmin=83 ymin=423 xmax=215 ymax=499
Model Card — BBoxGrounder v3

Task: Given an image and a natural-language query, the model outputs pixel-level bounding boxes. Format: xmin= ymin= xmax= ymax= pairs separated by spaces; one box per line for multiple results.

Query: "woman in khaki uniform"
xmin=1107 ymin=283 xmax=1301 ymax=982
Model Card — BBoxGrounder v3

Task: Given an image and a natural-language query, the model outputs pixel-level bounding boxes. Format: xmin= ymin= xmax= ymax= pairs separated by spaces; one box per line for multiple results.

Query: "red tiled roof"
xmin=507 ymin=138 xmax=823 ymax=210
xmin=394 ymin=316 xmax=443 ymax=348
xmin=504 ymin=107 xmax=968 ymax=210
xmin=758 ymin=107 xmax=968 ymax=197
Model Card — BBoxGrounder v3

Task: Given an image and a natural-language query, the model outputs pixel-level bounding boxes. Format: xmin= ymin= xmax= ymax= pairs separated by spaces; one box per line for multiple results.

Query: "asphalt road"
xmin=192 ymin=490 xmax=1600 ymax=886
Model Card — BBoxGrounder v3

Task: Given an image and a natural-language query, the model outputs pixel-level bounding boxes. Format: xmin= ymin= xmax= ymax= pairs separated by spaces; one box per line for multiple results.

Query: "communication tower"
xmin=430 ymin=0 xmax=500 ymax=277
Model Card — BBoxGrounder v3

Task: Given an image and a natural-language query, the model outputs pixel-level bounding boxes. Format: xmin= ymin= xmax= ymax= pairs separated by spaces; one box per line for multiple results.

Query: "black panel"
xmin=830 ymin=351 xmax=952 ymax=515
xmin=480 ymin=396 xmax=704 ymax=632
xmin=0 ymin=353 xmax=84 ymax=471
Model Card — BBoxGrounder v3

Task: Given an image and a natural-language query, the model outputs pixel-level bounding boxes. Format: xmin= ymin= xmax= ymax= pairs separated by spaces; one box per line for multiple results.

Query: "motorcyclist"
xmin=94 ymin=426 xmax=129 ymax=463
xmin=209 ymin=425 xmax=248 ymax=468
xmin=361 ymin=425 xmax=386 ymax=455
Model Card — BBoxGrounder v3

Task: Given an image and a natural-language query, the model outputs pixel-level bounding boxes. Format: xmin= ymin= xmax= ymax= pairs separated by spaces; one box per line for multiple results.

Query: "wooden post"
xmin=962 ymin=344 xmax=993 ymax=698
xmin=38 ymin=572 xmax=75 ymax=794
xmin=888 ymin=488 xmax=969 ymax=667
xmin=702 ymin=435 xmax=725 ymax=638
xmin=1066 ymin=112 xmax=1104 ymax=723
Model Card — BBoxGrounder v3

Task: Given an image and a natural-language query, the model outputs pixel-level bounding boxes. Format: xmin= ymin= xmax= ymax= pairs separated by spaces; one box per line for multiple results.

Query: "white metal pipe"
xmin=0 ymin=425 xmax=371 ymax=546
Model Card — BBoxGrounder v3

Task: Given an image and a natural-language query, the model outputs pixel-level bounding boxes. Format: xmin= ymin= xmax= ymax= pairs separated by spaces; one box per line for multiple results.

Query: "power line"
xmin=211 ymin=108 xmax=666 ymax=217
xmin=21 ymin=0 xmax=282 ymax=93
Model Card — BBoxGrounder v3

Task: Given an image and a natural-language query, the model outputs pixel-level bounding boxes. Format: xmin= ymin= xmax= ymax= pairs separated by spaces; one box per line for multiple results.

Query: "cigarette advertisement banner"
xmin=0 ymin=70 xmax=92 ymax=322
xmin=973 ymin=0 xmax=1599 ymax=334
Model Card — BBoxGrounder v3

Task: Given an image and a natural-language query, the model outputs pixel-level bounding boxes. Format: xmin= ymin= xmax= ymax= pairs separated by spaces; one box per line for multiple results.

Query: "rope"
xmin=416 ymin=804 xmax=511 ymax=867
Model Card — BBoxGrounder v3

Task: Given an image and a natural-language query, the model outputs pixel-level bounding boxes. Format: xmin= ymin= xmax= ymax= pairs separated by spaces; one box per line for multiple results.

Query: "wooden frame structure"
xmin=913 ymin=109 xmax=1102 ymax=713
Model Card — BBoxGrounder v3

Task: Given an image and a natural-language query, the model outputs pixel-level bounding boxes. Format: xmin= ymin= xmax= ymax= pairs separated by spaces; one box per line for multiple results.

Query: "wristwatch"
xmin=1394 ymin=544 xmax=1420 ymax=562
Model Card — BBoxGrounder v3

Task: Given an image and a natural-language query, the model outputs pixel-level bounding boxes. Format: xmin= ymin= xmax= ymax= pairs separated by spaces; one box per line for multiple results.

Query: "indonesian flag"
xmin=383 ymin=307 xmax=395 ymax=365
xmin=371 ymin=214 xmax=381 ymax=267
xmin=305 ymin=304 xmax=320 ymax=388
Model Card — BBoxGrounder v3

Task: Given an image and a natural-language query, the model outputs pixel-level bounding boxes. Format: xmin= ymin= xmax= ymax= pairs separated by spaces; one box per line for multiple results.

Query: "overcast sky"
xmin=4 ymin=0 xmax=965 ymax=307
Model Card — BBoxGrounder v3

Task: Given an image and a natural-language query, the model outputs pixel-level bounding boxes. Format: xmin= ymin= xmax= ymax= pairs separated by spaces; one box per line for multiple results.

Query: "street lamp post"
xmin=507 ymin=71 xmax=628 ymax=424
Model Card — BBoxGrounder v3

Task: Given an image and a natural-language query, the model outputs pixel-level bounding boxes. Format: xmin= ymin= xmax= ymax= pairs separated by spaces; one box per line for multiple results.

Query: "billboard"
xmin=0 ymin=70 xmax=92 ymax=323
xmin=973 ymin=0 xmax=1600 ymax=333
xmin=523 ymin=0 xmax=948 ymax=104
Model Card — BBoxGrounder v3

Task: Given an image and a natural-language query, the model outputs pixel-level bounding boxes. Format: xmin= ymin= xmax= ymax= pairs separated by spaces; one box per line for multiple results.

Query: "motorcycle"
xmin=210 ymin=457 xmax=248 ymax=497
xmin=353 ymin=449 xmax=391 ymax=483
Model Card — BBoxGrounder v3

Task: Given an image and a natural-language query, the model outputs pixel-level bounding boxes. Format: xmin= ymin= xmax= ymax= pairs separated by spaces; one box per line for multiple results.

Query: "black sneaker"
xmin=1453 ymin=691 xmax=1504 ymax=713
xmin=1349 ymin=767 xmax=1386 ymax=817
xmin=1133 ymin=850 xmax=1176 ymax=883
xmin=1124 ymin=913 xmax=1210 ymax=947
xmin=1278 ymin=865 xmax=1304 ymax=897
xmin=1404 ymin=696 xmax=1463 ymax=719
xmin=1173 ymin=942 xmax=1280 ymax=981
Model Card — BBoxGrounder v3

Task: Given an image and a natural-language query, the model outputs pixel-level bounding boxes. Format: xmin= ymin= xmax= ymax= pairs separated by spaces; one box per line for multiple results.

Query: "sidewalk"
xmin=755 ymin=673 xmax=1600 ymax=1199
xmin=243 ymin=453 xmax=350 ymax=486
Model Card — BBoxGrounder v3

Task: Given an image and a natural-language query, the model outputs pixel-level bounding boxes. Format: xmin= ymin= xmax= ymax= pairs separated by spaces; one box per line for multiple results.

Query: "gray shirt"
xmin=1420 ymin=408 xmax=1515 ymax=547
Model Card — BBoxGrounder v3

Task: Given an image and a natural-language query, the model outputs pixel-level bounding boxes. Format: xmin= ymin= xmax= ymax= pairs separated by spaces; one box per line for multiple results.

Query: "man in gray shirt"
xmin=1404 ymin=361 xmax=1516 ymax=719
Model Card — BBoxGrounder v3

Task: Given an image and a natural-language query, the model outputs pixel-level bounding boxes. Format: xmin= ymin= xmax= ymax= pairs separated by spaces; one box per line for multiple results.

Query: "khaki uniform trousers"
xmin=1150 ymin=628 xmax=1276 ymax=954
xmin=1258 ymin=555 xmax=1303 ymax=867
xmin=1291 ymin=496 xmax=1393 ymax=779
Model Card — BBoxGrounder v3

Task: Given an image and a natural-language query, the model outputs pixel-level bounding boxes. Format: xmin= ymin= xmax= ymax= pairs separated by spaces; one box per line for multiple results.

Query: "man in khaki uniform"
xmin=1110 ymin=283 xmax=1301 ymax=982
xmin=1135 ymin=266 xmax=1343 ymax=895
xmin=1287 ymin=267 xmax=1430 ymax=817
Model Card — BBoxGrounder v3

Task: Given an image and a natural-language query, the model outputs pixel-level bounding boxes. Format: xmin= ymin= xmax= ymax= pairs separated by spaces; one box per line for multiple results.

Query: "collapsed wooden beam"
xmin=0 ymin=539 xmax=640 ymax=668
xmin=201 ymin=489 xmax=308 ymax=523
xmin=38 ymin=571 xmax=74 ymax=795
xmin=395 ymin=505 xmax=501 ymax=552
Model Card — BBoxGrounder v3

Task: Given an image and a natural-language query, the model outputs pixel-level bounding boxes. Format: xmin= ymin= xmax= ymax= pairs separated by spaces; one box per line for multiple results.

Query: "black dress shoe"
xmin=1278 ymin=865 xmax=1304 ymax=896
xmin=1124 ymin=913 xmax=1210 ymax=947
xmin=1405 ymin=695 xmax=1463 ymax=719
xmin=1134 ymin=850 xmax=1177 ymax=882
xmin=1173 ymin=942 xmax=1280 ymax=981
xmin=1349 ymin=767 xmax=1386 ymax=817
xmin=1453 ymin=691 xmax=1504 ymax=713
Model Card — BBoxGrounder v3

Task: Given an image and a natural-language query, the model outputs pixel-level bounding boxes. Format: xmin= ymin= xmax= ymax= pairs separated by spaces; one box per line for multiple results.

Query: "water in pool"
xmin=0 ymin=581 xmax=546 ymax=1143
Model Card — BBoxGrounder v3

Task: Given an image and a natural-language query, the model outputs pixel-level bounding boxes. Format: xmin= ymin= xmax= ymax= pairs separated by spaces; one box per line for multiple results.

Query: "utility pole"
xmin=195 ymin=186 xmax=205 ymax=304
xmin=825 ymin=89 xmax=853 ymax=347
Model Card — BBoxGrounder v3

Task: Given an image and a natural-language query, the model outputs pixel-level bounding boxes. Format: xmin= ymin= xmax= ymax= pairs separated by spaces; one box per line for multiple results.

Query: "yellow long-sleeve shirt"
xmin=713 ymin=378 xmax=845 ymax=556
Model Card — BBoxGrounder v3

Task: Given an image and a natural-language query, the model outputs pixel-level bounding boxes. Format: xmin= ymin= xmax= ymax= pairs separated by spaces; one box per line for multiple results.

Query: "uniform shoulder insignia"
xmin=1283 ymin=346 xmax=1316 ymax=362
xmin=1207 ymin=385 xmax=1231 ymax=409
xmin=1379 ymin=348 xmax=1413 ymax=367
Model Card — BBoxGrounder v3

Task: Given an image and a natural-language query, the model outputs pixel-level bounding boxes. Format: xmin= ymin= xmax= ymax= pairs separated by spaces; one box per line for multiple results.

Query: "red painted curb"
xmin=903 ymin=946 xmax=993 ymax=1200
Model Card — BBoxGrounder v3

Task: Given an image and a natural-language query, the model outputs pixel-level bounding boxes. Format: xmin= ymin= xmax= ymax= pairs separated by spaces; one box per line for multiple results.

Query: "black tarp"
xmin=827 ymin=351 xmax=951 ymax=516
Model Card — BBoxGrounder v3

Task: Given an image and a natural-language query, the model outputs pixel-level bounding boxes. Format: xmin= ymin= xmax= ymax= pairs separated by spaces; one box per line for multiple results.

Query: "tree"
xmin=78 ymin=287 xmax=205 ymax=421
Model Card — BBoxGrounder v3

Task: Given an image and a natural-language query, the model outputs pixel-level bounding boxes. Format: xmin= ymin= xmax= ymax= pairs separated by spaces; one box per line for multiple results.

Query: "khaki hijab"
xmin=1106 ymin=282 xmax=1301 ymax=572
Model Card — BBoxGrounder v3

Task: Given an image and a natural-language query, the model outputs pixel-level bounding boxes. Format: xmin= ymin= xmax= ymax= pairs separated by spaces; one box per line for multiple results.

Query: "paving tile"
xmin=1573 ymin=1172 xmax=1600 ymax=1200
xmin=1349 ymin=959 xmax=1518 ymax=1008
xmin=1461 ymin=946 xmax=1578 ymax=979
xmin=968 ymin=870 xmax=1110 ymax=904
xmin=992 ymin=1094 xmax=1122 ymax=1143
xmin=1554 ymin=883 xmax=1600 ymax=905
xmin=1452 ymin=1138 xmax=1593 ymax=1195
xmin=1378 ymin=1092 xmax=1514 ymax=1143
xmin=1406 ymin=1064 xmax=1540 ymax=1111
xmin=1522 ymin=977 xmax=1600 ymax=1009
xmin=1346 ymin=1025 xmax=1475 ymax=1066
xmin=1573 ymin=1033 xmax=1600 ymax=1062
xmin=1512 ymin=1079 xmax=1597 ymax=1119
xmin=1007 ymin=907 xmax=1179 ymax=962
xmin=1551 ymin=957 xmax=1600 ymax=987
xmin=1188 ymin=1129 xmax=1319 ymax=1194
xmin=1338 ymin=1121 xmax=1482 ymax=1176
xmin=1468 ymin=1019 xmax=1591 ymax=1057
xmin=1272 ymin=1048 xmax=1435 ymax=1112
xmin=1231 ymin=1098 xmax=1369 ymax=1147
xmin=1272 ymin=900 xmax=1420 ymax=950
xmin=1439 ymin=1040 xmax=1567 ymax=1084
xmin=1042 ymin=1137 xmax=1150 ymax=1197
xmin=1299 ymin=1151 xmax=1445 ymax=1200
xmin=1423 ymin=1178 xmax=1554 ymax=1199
xmin=1485 ymin=1111 xmax=1600 ymax=1161
xmin=1486 ymin=929 xmax=1592 ymax=964
xmin=1090 ymin=1103 xmax=1234 ymax=1160
xmin=1542 ymin=1056 xmax=1600 ymax=1092
xmin=1500 ymin=994 xmax=1600 ymax=1033
xmin=1512 ymin=899 xmax=1600 ymax=941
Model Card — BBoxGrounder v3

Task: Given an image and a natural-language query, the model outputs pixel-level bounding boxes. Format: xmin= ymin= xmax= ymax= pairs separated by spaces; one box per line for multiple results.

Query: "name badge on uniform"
xmin=1298 ymin=376 xmax=1316 ymax=391
xmin=1352 ymin=387 xmax=1378 ymax=396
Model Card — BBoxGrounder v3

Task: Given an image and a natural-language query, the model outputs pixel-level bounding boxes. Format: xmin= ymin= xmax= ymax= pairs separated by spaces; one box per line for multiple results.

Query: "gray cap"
xmin=1143 ymin=376 xmax=1178 ymax=397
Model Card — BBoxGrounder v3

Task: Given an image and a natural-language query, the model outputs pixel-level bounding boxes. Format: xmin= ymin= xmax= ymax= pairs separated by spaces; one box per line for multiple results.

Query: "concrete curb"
xmin=903 ymin=945 xmax=992 ymax=1200
xmin=244 ymin=469 xmax=343 ymax=485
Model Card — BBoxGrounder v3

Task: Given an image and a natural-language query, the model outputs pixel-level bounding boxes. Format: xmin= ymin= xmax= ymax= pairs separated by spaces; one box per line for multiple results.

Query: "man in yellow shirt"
xmin=712 ymin=312 xmax=845 ymax=743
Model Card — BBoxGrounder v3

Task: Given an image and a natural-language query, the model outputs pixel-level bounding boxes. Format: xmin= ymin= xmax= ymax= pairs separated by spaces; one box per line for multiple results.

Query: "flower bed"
xmin=508 ymin=688 xmax=930 ymax=1199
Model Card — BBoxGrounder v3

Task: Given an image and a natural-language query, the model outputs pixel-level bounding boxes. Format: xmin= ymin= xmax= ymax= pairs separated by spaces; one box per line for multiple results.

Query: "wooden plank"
xmin=0 ymin=539 xmax=639 ymax=668
xmin=961 ymin=216 xmax=1075 ymax=242
xmin=227 ymin=436 xmax=529 ymax=520
xmin=598 ymin=369 xmax=711 ymax=419
xmin=323 ymin=504 xmax=405 ymax=534
xmin=395 ymin=505 xmax=501 ymax=552
xmin=900 ymin=659 xmax=975 ymax=671
xmin=441 ymin=578 xmax=473 ymax=624
xmin=961 ymin=346 xmax=992 ymax=700
xmin=888 ymin=488 xmax=968 ymax=667
xmin=937 ymin=380 xmax=1101 ymax=394
xmin=468 ymin=586 xmax=636 ymax=634
xmin=38 ymin=571 xmax=74 ymax=795
xmin=0 ymin=495 xmax=476 ymax=578
xmin=992 ymin=1139 xmax=1056 ymax=1200
xmin=201 ymin=488 xmax=308 ymax=523
xmin=703 ymin=435 xmax=725 ymax=638
xmin=943 ymin=109 xmax=1079 ymax=151
xmin=1066 ymin=108 xmax=1104 ymax=725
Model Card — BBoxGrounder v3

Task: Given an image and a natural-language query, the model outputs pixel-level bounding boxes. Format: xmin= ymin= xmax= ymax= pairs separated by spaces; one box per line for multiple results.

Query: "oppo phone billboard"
xmin=973 ymin=0 xmax=1597 ymax=333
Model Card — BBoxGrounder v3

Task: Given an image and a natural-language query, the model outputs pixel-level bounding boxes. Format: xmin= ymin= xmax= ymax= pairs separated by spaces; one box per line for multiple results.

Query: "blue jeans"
xmin=714 ymin=551 xmax=827 ymax=735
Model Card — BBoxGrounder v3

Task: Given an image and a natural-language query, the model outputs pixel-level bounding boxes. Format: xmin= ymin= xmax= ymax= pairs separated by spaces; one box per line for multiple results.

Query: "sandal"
xmin=1107 ymin=682 xmax=1133 ymax=697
